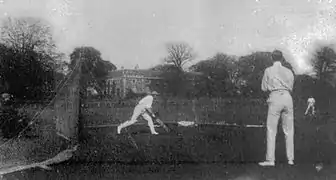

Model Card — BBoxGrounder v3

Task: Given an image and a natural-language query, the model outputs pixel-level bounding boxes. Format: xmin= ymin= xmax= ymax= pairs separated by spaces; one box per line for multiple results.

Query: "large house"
xmin=101 ymin=68 xmax=162 ymax=97
xmin=86 ymin=65 xmax=204 ymax=98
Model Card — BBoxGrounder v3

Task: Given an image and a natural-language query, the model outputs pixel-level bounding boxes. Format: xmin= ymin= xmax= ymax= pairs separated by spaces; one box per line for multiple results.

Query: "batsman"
xmin=117 ymin=88 xmax=160 ymax=135
xmin=259 ymin=50 xmax=295 ymax=167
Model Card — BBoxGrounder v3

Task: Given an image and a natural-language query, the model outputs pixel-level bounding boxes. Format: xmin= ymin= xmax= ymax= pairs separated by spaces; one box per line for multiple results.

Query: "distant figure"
xmin=305 ymin=96 xmax=316 ymax=115
xmin=259 ymin=50 xmax=295 ymax=166
xmin=0 ymin=93 xmax=12 ymax=109
xmin=1 ymin=93 xmax=11 ymax=101
xmin=117 ymin=88 xmax=159 ymax=135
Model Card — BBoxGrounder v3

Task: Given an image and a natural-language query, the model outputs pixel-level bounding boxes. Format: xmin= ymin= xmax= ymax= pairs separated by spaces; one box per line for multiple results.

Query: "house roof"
xmin=105 ymin=69 xmax=162 ymax=79
xmin=99 ymin=67 xmax=205 ymax=81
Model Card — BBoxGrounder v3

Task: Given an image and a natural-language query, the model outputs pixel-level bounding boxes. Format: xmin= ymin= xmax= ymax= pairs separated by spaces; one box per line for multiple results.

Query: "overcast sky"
xmin=1 ymin=0 xmax=336 ymax=74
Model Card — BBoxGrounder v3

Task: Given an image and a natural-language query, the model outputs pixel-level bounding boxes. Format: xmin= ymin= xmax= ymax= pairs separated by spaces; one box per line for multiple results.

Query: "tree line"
xmin=149 ymin=42 xmax=336 ymax=109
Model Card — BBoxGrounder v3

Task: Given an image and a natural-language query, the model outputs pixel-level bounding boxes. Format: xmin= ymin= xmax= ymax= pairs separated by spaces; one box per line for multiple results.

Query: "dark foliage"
xmin=0 ymin=45 xmax=61 ymax=101
xmin=70 ymin=46 xmax=117 ymax=97
xmin=69 ymin=46 xmax=116 ymax=78
xmin=149 ymin=65 xmax=189 ymax=97
xmin=190 ymin=53 xmax=238 ymax=98
xmin=0 ymin=99 xmax=31 ymax=139
xmin=237 ymin=52 xmax=273 ymax=97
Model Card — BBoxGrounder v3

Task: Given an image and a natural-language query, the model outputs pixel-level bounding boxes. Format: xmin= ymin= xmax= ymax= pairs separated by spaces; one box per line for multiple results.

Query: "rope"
xmin=0 ymin=58 xmax=81 ymax=148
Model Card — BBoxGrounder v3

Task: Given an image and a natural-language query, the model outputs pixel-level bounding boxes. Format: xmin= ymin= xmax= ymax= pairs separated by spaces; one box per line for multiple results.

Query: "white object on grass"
xmin=245 ymin=124 xmax=265 ymax=128
xmin=177 ymin=121 xmax=196 ymax=127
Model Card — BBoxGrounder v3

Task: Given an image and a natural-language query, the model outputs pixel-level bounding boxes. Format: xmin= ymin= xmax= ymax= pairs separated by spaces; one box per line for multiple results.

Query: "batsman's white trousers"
xmin=130 ymin=105 xmax=152 ymax=122
xmin=265 ymin=90 xmax=294 ymax=162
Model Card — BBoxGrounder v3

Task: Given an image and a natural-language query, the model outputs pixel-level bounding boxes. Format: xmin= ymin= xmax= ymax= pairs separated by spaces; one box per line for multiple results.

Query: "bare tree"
xmin=0 ymin=17 xmax=57 ymax=59
xmin=0 ymin=17 xmax=67 ymax=99
xmin=164 ymin=42 xmax=195 ymax=71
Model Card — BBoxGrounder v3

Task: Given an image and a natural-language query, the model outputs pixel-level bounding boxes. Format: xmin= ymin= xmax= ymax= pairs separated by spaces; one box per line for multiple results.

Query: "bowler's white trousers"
xmin=265 ymin=90 xmax=294 ymax=162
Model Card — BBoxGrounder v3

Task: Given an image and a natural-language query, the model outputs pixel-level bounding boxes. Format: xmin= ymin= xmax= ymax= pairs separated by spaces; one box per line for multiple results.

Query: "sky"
xmin=0 ymin=0 xmax=336 ymax=74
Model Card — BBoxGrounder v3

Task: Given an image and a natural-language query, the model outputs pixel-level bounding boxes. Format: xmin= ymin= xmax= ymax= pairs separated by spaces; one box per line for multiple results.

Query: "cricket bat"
xmin=154 ymin=117 xmax=170 ymax=132
xmin=146 ymin=109 xmax=169 ymax=132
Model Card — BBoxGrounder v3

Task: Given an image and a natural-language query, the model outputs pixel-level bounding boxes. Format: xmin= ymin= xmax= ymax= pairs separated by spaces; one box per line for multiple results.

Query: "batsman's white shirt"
xmin=308 ymin=97 xmax=315 ymax=105
xmin=137 ymin=95 xmax=153 ymax=111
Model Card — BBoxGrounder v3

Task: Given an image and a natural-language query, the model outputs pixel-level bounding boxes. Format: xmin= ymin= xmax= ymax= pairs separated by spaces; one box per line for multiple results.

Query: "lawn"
xmin=0 ymin=102 xmax=68 ymax=169
xmin=0 ymin=136 xmax=67 ymax=169
xmin=77 ymin=97 xmax=336 ymax=164
xmin=1 ymin=97 xmax=335 ymax=171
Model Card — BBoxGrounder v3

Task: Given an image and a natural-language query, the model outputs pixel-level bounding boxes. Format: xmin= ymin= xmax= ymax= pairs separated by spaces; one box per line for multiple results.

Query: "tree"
xmin=153 ymin=42 xmax=195 ymax=97
xmin=0 ymin=17 xmax=59 ymax=63
xmin=70 ymin=46 xmax=101 ymax=73
xmin=0 ymin=44 xmax=55 ymax=100
xmin=293 ymin=74 xmax=316 ymax=99
xmin=69 ymin=46 xmax=117 ymax=97
xmin=310 ymin=45 xmax=336 ymax=111
xmin=164 ymin=42 xmax=195 ymax=71
xmin=237 ymin=51 xmax=273 ymax=97
xmin=0 ymin=17 xmax=62 ymax=100
xmin=94 ymin=59 xmax=117 ymax=77
xmin=190 ymin=53 xmax=240 ymax=97
xmin=311 ymin=46 xmax=336 ymax=87
xmin=70 ymin=46 xmax=116 ymax=75
xmin=149 ymin=64 xmax=179 ymax=95
xmin=149 ymin=63 xmax=195 ymax=97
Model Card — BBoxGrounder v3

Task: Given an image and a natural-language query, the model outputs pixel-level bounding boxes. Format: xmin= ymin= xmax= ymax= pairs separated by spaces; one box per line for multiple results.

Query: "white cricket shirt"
xmin=261 ymin=62 xmax=294 ymax=92
xmin=138 ymin=95 xmax=154 ymax=109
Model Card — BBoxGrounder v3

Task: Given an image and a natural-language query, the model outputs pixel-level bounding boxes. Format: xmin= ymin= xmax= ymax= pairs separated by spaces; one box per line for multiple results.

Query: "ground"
xmin=0 ymin=135 xmax=68 ymax=169
xmin=75 ymin=123 xmax=335 ymax=164
xmin=3 ymin=162 xmax=336 ymax=180
xmin=1 ymin=99 xmax=335 ymax=179
xmin=0 ymin=106 xmax=67 ymax=169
